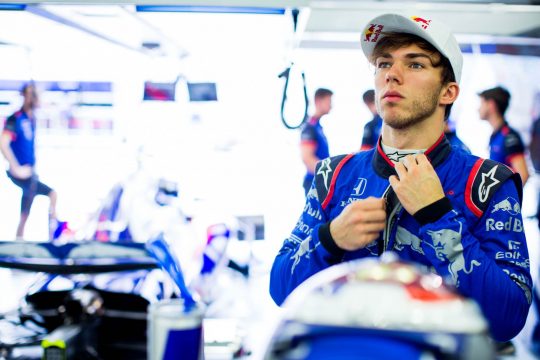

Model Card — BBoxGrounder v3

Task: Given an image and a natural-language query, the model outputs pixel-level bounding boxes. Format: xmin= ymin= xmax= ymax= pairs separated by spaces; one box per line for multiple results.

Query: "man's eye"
xmin=410 ymin=63 xmax=424 ymax=69
xmin=377 ymin=62 xmax=391 ymax=69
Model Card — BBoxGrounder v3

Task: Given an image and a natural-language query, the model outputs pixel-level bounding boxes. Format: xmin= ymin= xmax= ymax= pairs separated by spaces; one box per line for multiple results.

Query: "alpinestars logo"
xmin=317 ymin=158 xmax=333 ymax=190
xmin=478 ymin=166 xmax=500 ymax=203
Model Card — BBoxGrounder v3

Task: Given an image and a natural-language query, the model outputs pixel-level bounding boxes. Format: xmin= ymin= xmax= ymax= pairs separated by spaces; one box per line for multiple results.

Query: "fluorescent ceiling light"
xmin=135 ymin=5 xmax=285 ymax=15
xmin=0 ymin=4 xmax=26 ymax=11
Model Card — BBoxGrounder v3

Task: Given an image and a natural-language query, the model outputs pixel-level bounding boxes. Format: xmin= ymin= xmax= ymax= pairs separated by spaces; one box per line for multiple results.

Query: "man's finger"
xmin=393 ymin=162 xmax=407 ymax=179
xmin=355 ymin=222 xmax=386 ymax=234
xmin=389 ymin=175 xmax=399 ymax=188
xmin=348 ymin=197 xmax=385 ymax=211
xmin=416 ymin=153 xmax=433 ymax=169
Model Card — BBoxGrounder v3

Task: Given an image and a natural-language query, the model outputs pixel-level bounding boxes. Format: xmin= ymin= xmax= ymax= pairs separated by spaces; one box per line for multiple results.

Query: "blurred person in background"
xmin=0 ymin=83 xmax=58 ymax=240
xmin=300 ymin=88 xmax=333 ymax=195
xmin=360 ymin=89 xmax=383 ymax=151
xmin=530 ymin=115 xmax=540 ymax=229
xmin=478 ymin=86 xmax=529 ymax=185
xmin=444 ymin=117 xmax=470 ymax=154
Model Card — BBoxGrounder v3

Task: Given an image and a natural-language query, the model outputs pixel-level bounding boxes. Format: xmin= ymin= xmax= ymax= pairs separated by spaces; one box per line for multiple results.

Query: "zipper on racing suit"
xmin=380 ymin=185 xmax=403 ymax=256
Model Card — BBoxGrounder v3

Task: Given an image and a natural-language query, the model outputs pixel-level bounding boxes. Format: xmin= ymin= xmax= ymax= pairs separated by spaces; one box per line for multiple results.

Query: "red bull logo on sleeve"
xmin=411 ymin=16 xmax=431 ymax=30
xmin=364 ymin=23 xmax=384 ymax=42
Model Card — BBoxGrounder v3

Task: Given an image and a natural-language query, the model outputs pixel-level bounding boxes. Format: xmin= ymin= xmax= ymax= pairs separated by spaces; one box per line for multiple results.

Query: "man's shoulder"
xmin=459 ymin=156 xmax=521 ymax=218
xmin=313 ymin=153 xmax=367 ymax=209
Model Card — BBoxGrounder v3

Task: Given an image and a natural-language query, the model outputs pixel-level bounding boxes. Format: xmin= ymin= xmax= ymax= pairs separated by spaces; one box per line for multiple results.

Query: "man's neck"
xmin=381 ymin=117 xmax=444 ymax=150
xmin=22 ymin=105 xmax=33 ymax=118
xmin=488 ymin=113 xmax=505 ymax=131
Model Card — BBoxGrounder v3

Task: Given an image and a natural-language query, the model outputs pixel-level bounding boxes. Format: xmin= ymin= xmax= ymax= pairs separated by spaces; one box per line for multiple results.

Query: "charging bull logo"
xmin=427 ymin=223 xmax=481 ymax=286
xmin=411 ymin=16 xmax=431 ymax=30
xmin=364 ymin=24 xmax=383 ymax=42
xmin=491 ymin=197 xmax=520 ymax=215
xmin=290 ymin=237 xmax=320 ymax=274
xmin=394 ymin=226 xmax=424 ymax=255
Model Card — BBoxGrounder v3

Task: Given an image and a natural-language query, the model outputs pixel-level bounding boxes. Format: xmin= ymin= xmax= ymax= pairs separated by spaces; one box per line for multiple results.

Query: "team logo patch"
xmin=465 ymin=159 xmax=515 ymax=217
xmin=364 ymin=24 xmax=383 ymax=42
xmin=411 ymin=16 xmax=431 ymax=30
xmin=352 ymin=178 xmax=367 ymax=196
xmin=478 ymin=166 xmax=500 ymax=203
xmin=491 ymin=197 xmax=520 ymax=215
xmin=317 ymin=158 xmax=333 ymax=190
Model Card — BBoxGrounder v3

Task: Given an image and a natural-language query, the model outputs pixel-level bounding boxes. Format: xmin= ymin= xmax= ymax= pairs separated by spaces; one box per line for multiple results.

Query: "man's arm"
xmin=270 ymin=158 xmax=386 ymax=306
xmin=0 ymin=131 xmax=32 ymax=179
xmin=508 ymin=154 xmax=529 ymax=185
xmin=504 ymin=130 xmax=528 ymax=185
xmin=417 ymin=181 xmax=530 ymax=342
xmin=300 ymin=142 xmax=319 ymax=174
xmin=390 ymin=155 xmax=531 ymax=341
xmin=270 ymin=181 xmax=338 ymax=305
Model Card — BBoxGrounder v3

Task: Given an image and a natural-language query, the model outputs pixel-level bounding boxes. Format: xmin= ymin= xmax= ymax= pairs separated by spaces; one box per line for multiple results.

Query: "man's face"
xmin=373 ymin=43 xmax=446 ymax=130
xmin=315 ymin=95 xmax=332 ymax=116
xmin=478 ymin=97 xmax=490 ymax=120
xmin=22 ymin=85 xmax=39 ymax=110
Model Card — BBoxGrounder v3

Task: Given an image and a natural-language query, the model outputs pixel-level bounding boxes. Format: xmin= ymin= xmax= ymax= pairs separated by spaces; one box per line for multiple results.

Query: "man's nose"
xmin=385 ymin=64 xmax=403 ymax=84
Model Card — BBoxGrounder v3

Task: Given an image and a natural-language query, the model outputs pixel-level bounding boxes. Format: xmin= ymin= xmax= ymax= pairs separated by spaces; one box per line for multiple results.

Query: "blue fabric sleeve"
xmin=504 ymin=129 xmax=525 ymax=156
xmin=419 ymin=180 xmax=531 ymax=341
xmin=3 ymin=114 xmax=17 ymax=134
xmin=269 ymin=182 xmax=341 ymax=305
xmin=301 ymin=124 xmax=317 ymax=143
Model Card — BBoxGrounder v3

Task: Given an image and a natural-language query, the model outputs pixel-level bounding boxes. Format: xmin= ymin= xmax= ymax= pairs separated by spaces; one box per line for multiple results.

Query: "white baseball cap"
xmin=360 ymin=13 xmax=463 ymax=84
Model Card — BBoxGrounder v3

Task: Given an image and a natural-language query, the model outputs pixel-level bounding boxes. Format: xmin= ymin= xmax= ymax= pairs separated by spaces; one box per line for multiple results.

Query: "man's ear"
xmin=440 ymin=82 xmax=459 ymax=106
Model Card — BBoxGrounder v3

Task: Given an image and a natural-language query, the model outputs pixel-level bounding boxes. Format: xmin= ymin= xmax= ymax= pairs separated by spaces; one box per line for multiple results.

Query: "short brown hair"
xmin=371 ymin=32 xmax=456 ymax=119
xmin=478 ymin=86 xmax=510 ymax=116
xmin=314 ymin=88 xmax=333 ymax=100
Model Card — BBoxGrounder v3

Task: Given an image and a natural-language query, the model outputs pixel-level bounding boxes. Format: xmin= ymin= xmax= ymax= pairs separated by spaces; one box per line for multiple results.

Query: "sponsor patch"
xmin=485 ymin=217 xmax=523 ymax=232
xmin=364 ymin=24 xmax=383 ymax=42
xmin=464 ymin=159 xmax=519 ymax=217
xmin=491 ymin=197 xmax=520 ymax=215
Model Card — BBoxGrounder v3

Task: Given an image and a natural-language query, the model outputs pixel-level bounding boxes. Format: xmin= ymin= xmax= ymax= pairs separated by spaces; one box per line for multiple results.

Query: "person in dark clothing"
xmin=478 ymin=86 xmax=529 ymax=185
xmin=0 ymin=83 xmax=58 ymax=240
xmin=360 ymin=89 xmax=383 ymax=150
xmin=300 ymin=88 xmax=333 ymax=195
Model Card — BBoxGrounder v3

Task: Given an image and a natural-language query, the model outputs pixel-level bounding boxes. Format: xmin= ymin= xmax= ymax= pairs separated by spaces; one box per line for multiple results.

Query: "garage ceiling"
xmin=1 ymin=1 xmax=540 ymax=57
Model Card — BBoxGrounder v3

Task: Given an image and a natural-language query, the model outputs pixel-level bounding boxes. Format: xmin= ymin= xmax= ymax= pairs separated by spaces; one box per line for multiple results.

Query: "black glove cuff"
xmin=319 ymin=221 xmax=345 ymax=258
xmin=413 ymin=197 xmax=453 ymax=225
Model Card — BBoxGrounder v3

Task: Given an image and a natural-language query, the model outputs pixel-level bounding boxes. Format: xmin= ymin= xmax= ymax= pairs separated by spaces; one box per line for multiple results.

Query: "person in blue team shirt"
xmin=478 ymin=86 xmax=529 ymax=185
xmin=271 ymin=13 xmax=531 ymax=343
xmin=444 ymin=118 xmax=470 ymax=154
xmin=360 ymin=89 xmax=383 ymax=151
xmin=300 ymin=88 xmax=333 ymax=195
xmin=0 ymin=83 xmax=58 ymax=240
xmin=531 ymin=116 xmax=540 ymax=230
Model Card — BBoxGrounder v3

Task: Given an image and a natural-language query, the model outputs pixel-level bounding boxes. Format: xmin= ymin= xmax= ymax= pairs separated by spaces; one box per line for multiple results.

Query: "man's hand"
xmin=389 ymin=154 xmax=445 ymax=215
xmin=329 ymin=197 xmax=386 ymax=251
xmin=9 ymin=164 xmax=33 ymax=179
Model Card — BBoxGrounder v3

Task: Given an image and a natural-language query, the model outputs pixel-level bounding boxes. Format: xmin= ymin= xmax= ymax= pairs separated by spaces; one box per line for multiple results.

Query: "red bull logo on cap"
xmin=364 ymin=23 xmax=384 ymax=42
xmin=411 ymin=16 xmax=431 ymax=30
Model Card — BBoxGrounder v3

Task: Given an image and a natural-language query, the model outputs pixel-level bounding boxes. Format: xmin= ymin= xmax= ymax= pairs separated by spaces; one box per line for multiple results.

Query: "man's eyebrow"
xmin=404 ymin=53 xmax=438 ymax=65
xmin=404 ymin=53 xmax=433 ymax=60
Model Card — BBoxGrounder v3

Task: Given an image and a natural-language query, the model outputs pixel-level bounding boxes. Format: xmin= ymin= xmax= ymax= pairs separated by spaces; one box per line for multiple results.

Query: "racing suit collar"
xmin=372 ymin=133 xmax=451 ymax=179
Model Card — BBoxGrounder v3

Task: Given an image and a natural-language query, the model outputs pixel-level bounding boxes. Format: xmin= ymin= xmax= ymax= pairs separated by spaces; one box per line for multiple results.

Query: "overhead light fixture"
xmin=135 ymin=5 xmax=285 ymax=15
xmin=0 ymin=4 xmax=26 ymax=11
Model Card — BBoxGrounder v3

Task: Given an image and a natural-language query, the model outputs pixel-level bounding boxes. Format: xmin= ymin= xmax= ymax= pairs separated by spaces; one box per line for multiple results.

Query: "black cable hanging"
xmin=279 ymin=8 xmax=309 ymax=130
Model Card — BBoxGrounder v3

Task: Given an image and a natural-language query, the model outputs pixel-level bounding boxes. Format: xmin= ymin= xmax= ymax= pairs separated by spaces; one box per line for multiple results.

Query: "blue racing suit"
xmin=270 ymin=134 xmax=531 ymax=342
